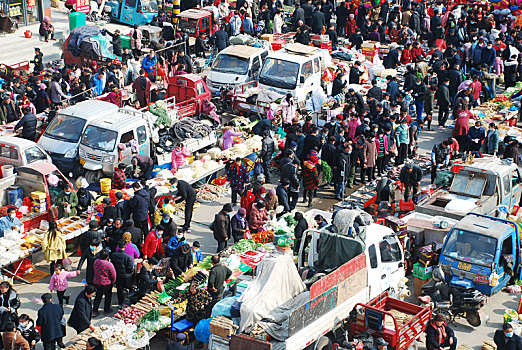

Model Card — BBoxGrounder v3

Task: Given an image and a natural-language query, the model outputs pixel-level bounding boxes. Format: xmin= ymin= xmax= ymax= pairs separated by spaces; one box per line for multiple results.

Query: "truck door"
xmin=300 ymin=60 xmax=314 ymax=94
xmin=251 ymin=56 xmax=261 ymax=80
xmin=367 ymin=244 xmax=380 ymax=299
xmin=136 ymin=125 xmax=150 ymax=157
xmin=121 ymin=0 xmax=137 ymax=24
xmin=501 ymin=173 xmax=512 ymax=209
xmin=199 ymin=16 xmax=210 ymax=36
xmin=497 ymin=234 xmax=515 ymax=290
xmin=118 ymin=130 xmax=135 ymax=164
xmin=511 ymin=168 xmax=521 ymax=208
xmin=377 ymin=236 xmax=404 ymax=295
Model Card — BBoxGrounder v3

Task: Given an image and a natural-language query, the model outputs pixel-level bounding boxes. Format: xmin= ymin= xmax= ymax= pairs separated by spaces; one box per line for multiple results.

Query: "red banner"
xmin=27 ymin=0 xmax=36 ymax=7
xmin=76 ymin=0 xmax=90 ymax=13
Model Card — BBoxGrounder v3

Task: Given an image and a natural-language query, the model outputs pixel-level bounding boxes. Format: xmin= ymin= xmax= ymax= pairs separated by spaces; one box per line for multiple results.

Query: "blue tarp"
xmin=67 ymin=25 xmax=101 ymax=57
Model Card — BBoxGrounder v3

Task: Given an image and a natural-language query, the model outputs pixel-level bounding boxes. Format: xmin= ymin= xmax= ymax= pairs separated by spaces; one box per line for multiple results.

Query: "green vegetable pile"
xmin=277 ymin=236 xmax=293 ymax=248
xmin=231 ymin=239 xmax=260 ymax=253
xmin=284 ymin=215 xmax=297 ymax=227
xmin=275 ymin=229 xmax=288 ymax=236
xmin=164 ymin=276 xmax=185 ymax=297
xmin=197 ymin=256 xmax=213 ymax=269
xmin=157 ymin=290 xmax=171 ymax=304
xmin=140 ymin=308 xmax=160 ymax=323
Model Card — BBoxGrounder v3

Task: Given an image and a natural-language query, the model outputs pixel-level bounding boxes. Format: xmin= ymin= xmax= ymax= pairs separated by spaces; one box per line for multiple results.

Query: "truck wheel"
xmin=314 ymin=336 xmax=333 ymax=350
xmin=85 ymin=170 xmax=102 ymax=184
xmin=72 ymin=164 xmax=85 ymax=180
xmin=408 ymin=340 xmax=418 ymax=350
xmin=466 ymin=311 xmax=481 ymax=327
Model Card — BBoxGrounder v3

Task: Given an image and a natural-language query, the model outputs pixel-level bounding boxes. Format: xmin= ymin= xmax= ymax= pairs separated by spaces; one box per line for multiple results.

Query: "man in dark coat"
xmin=14 ymin=106 xmax=37 ymax=141
xmin=170 ymin=178 xmax=196 ymax=231
xmin=259 ymin=130 xmax=275 ymax=182
xmin=252 ymin=118 xmax=272 ymax=136
xmin=280 ymin=160 xmax=300 ymax=210
xmin=347 ymin=88 xmax=365 ymax=115
xmin=448 ymin=64 xmax=463 ymax=105
xmin=131 ymin=154 xmax=154 ymax=180
xmin=311 ymin=7 xmax=325 ymax=34
xmin=128 ymin=182 xmax=150 ymax=239
xmin=426 ymin=313 xmax=457 ymax=350
xmin=302 ymin=0 xmax=313 ymax=26
xmin=494 ymin=323 xmax=522 ymax=350
xmin=170 ymin=243 xmax=194 ymax=276
xmin=68 ymin=286 xmax=96 ymax=334
xmin=212 ymin=204 xmax=232 ymax=253
xmin=131 ymin=69 xmax=151 ymax=108
xmin=157 ymin=212 xmax=178 ymax=240
xmin=321 ymin=136 xmax=337 ymax=174
xmin=331 ymin=72 xmax=346 ymax=96
xmin=292 ymin=3 xmax=305 ymax=27
xmin=304 ymin=126 xmax=321 ymax=156
xmin=111 ymin=240 xmax=134 ymax=308
xmin=349 ymin=61 xmax=363 ymax=84
xmin=335 ymin=143 xmax=352 ymax=199
xmin=384 ymin=46 xmax=400 ymax=69
xmin=437 ymin=78 xmax=451 ymax=128
xmin=0 ymin=95 xmax=20 ymax=124
xmin=36 ymin=293 xmax=64 ymax=349
xmin=367 ymin=79 xmax=383 ymax=102
xmin=276 ymin=180 xmax=291 ymax=215
xmin=212 ymin=26 xmax=229 ymax=52
xmin=124 ymin=220 xmax=143 ymax=246
xmin=194 ymin=33 xmax=207 ymax=58
xmin=386 ymin=76 xmax=399 ymax=103
xmin=208 ymin=255 xmax=232 ymax=305
xmin=399 ymin=163 xmax=422 ymax=202
xmin=349 ymin=28 xmax=363 ymax=50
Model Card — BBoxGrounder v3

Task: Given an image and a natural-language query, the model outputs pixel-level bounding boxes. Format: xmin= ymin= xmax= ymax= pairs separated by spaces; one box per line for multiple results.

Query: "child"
xmin=162 ymin=197 xmax=176 ymax=218
xmin=18 ymin=314 xmax=40 ymax=350
xmin=49 ymin=264 xmax=80 ymax=306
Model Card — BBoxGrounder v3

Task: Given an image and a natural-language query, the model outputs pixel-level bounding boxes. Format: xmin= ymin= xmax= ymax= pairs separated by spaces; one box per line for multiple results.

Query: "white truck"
xmin=209 ymin=209 xmax=406 ymax=350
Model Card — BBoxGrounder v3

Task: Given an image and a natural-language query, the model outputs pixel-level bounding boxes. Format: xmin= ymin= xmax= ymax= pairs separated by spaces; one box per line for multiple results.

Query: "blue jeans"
xmin=415 ymin=100 xmax=424 ymax=122
xmin=335 ymin=181 xmax=345 ymax=199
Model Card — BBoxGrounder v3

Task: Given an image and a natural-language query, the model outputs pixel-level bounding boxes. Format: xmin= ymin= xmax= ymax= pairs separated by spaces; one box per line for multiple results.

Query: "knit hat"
xmin=268 ymin=188 xmax=276 ymax=197
xmin=257 ymin=187 xmax=267 ymax=195
xmin=122 ymin=232 xmax=132 ymax=244
xmin=309 ymin=155 xmax=319 ymax=164
xmin=289 ymin=141 xmax=297 ymax=149
xmin=238 ymin=208 xmax=247 ymax=217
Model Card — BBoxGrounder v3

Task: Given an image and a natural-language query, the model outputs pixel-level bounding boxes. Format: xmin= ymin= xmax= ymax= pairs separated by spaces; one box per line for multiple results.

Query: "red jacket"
xmin=142 ymin=231 xmax=164 ymax=258
xmin=411 ymin=46 xmax=426 ymax=62
xmin=400 ymin=48 xmax=412 ymax=65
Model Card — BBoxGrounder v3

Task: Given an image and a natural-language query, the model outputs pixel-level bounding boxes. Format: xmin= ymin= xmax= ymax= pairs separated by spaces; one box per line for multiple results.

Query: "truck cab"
xmin=0 ymin=136 xmax=51 ymax=168
xmin=206 ymin=45 xmax=270 ymax=94
xmin=166 ymin=74 xmax=211 ymax=118
xmin=257 ymin=43 xmax=330 ymax=106
xmin=439 ymin=213 xmax=519 ymax=296
xmin=105 ymin=0 xmax=158 ymax=25
xmin=37 ymin=101 xmax=119 ymax=177
xmin=79 ymin=108 xmax=153 ymax=182
xmin=416 ymin=156 xmax=522 ymax=220
xmin=177 ymin=8 xmax=216 ymax=45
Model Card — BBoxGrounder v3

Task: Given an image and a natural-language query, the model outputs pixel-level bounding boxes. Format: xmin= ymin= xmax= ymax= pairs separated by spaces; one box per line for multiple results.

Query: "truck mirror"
xmin=404 ymin=251 xmax=411 ymax=260
xmin=300 ymin=76 xmax=305 ymax=84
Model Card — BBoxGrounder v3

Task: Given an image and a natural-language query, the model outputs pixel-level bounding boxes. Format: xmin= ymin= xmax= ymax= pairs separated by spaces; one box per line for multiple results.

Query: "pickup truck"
xmin=439 ymin=213 xmax=520 ymax=297
xmin=166 ymin=74 xmax=212 ymax=119
xmin=209 ymin=209 xmax=406 ymax=350
xmin=416 ymin=156 xmax=522 ymax=220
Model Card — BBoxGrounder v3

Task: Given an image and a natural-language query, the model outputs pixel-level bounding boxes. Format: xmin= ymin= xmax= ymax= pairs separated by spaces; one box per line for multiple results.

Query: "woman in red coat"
xmin=345 ymin=14 xmax=356 ymax=38
xmin=400 ymin=43 xmax=412 ymax=65
xmin=452 ymin=106 xmax=472 ymax=151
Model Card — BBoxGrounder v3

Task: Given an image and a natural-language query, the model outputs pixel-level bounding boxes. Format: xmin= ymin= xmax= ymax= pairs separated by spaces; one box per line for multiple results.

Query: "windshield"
xmin=442 ymin=229 xmax=497 ymax=267
xmin=212 ymin=54 xmax=249 ymax=75
xmin=141 ymin=0 xmax=158 ymax=12
xmin=450 ymin=171 xmax=487 ymax=197
xmin=179 ymin=19 xmax=197 ymax=35
xmin=81 ymin=125 xmax=118 ymax=152
xmin=43 ymin=114 xmax=87 ymax=143
xmin=259 ymin=58 xmax=299 ymax=89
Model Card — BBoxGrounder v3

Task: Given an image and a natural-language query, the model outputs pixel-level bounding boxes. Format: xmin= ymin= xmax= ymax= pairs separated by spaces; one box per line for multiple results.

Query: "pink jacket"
xmin=49 ymin=271 xmax=78 ymax=292
xmin=470 ymin=81 xmax=482 ymax=101
xmin=375 ymin=135 xmax=389 ymax=155
xmin=348 ymin=118 xmax=361 ymax=140
xmin=171 ymin=146 xmax=191 ymax=173
xmin=222 ymin=129 xmax=243 ymax=150
xmin=494 ymin=56 xmax=504 ymax=75
xmin=280 ymin=99 xmax=296 ymax=124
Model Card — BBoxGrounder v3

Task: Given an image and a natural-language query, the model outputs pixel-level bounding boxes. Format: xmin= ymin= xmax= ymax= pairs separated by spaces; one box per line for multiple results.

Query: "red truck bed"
xmin=350 ymin=292 xmax=432 ymax=350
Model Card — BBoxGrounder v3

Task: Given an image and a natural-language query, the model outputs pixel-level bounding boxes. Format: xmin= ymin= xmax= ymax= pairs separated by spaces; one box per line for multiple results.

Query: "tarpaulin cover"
xmin=314 ymin=229 xmax=364 ymax=271
xmin=91 ymin=34 xmax=117 ymax=59
xmin=79 ymin=40 xmax=101 ymax=59
xmin=67 ymin=25 xmax=101 ymax=56
xmin=238 ymin=254 xmax=306 ymax=336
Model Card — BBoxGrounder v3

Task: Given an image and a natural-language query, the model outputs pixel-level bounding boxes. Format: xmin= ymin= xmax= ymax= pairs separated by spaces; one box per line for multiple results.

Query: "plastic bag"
xmin=194 ymin=318 xmax=212 ymax=343
xmin=127 ymin=330 xmax=150 ymax=348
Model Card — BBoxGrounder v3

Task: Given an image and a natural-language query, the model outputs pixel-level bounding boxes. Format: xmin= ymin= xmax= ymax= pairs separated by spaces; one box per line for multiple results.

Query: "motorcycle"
xmin=419 ymin=265 xmax=486 ymax=327
xmin=213 ymin=83 xmax=233 ymax=114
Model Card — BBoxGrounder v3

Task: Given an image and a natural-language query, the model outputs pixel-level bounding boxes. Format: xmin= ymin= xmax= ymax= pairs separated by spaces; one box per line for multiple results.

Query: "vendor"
xmin=169 ymin=178 xmax=196 ymax=232
xmin=373 ymin=177 xmax=396 ymax=214
xmin=137 ymin=259 xmax=159 ymax=297
xmin=293 ymin=212 xmax=309 ymax=253
xmin=426 ymin=313 xmax=457 ymax=350
xmin=494 ymin=323 xmax=522 ymax=350
xmin=222 ymin=125 xmax=244 ymax=150
xmin=399 ymin=163 xmax=422 ymax=203
xmin=171 ymin=143 xmax=191 ymax=174
xmin=111 ymin=163 xmax=127 ymax=190
xmin=372 ymin=338 xmax=388 ymax=350
xmin=430 ymin=139 xmax=451 ymax=185
xmin=76 ymin=187 xmax=94 ymax=215
xmin=170 ymin=243 xmax=193 ymax=278
xmin=248 ymin=200 xmax=269 ymax=234
xmin=56 ymin=184 xmax=78 ymax=219
xmin=0 ymin=208 xmax=20 ymax=237
xmin=172 ymin=282 xmax=212 ymax=324
xmin=131 ymin=154 xmax=154 ymax=180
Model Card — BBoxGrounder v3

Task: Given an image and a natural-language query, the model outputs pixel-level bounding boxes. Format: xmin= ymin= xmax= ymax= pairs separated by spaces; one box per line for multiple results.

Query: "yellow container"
xmin=505 ymin=309 xmax=518 ymax=323
xmin=30 ymin=191 xmax=47 ymax=201
xmin=100 ymin=178 xmax=112 ymax=194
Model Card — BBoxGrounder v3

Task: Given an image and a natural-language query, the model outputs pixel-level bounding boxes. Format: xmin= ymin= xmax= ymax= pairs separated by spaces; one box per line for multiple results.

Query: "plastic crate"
xmin=272 ymin=40 xmax=285 ymax=51
xmin=413 ymin=263 xmax=432 ymax=280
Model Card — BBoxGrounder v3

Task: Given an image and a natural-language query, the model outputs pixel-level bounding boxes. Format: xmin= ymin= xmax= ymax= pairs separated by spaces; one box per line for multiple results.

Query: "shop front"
xmin=1 ymin=0 xmax=50 ymax=27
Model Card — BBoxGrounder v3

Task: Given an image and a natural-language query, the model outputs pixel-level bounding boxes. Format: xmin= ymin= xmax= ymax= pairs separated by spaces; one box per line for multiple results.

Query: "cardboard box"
xmin=210 ymin=316 xmax=237 ymax=339
xmin=414 ymin=276 xmax=431 ymax=297
xmin=31 ymin=191 xmax=47 ymax=201
xmin=361 ymin=41 xmax=381 ymax=61
xmin=261 ymin=34 xmax=273 ymax=42
xmin=272 ymin=40 xmax=285 ymax=51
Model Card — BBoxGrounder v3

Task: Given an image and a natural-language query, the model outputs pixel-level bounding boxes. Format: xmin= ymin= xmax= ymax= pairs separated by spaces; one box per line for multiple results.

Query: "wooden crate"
xmin=210 ymin=316 xmax=237 ymax=338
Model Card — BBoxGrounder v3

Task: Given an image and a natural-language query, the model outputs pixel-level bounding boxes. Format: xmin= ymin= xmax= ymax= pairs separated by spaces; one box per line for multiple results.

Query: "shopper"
xmin=170 ymin=178 xmax=196 ymax=232
xmin=49 ymin=264 xmax=80 ymax=306
xmin=36 ymin=293 xmax=64 ymax=350
xmin=212 ymin=204 xmax=232 ymax=253
xmin=494 ymin=323 xmax=522 ymax=350
xmin=68 ymin=286 xmax=96 ymax=334
xmin=92 ymin=249 xmax=117 ymax=317
xmin=227 ymin=157 xmax=249 ymax=206
xmin=2 ymin=321 xmax=30 ymax=350
xmin=208 ymin=255 xmax=232 ymax=305
xmin=111 ymin=240 xmax=134 ymax=309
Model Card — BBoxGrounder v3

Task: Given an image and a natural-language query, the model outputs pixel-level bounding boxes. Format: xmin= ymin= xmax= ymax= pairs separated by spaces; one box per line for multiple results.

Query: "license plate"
xmin=79 ymin=159 xmax=86 ymax=165
xmin=457 ymin=262 xmax=472 ymax=271
xmin=473 ymin=274 xmax=489 ymax=284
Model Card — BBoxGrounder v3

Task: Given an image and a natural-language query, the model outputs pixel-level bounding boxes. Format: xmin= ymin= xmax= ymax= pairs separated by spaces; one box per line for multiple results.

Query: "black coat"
xmin=36 ymin=303 xmax=63 ymax=341
xmin=111 ymin=251 xmax=134 ymax=280
xmin=175 ymin=180 xmax=196 ymax=202
xmin=399 ymin=164 xmax=423 ymax=185
xmin=335 ymin=148 xmax=351 ymax=182
xmin=349 ymin=66 xmax=363 ymax=84
xmin=68 ymin=292 xmax=92 ymax=333
xmin=212 ymin=30 xmax=229 ymax=52
xmin=367 ymin=86 xmax=383 ymax=102
xmin=14 ymin=113 xmax=37 ymax=141
xmin=321 ymin=142 xmax=337 ymax=168
xmin=252 ymin=119 xmax=272 ymax=136
xmin=259 ymin=136 xmax=275 ymax=161
xmin=280 ymin=163 xmax=299 ymax=193
xmin=331 ymin=76 xmax=346 ymax=96
xmin=294 ymin=218 xmax=308 ymax=239
xmin=79 ymin=229 xmax=103 ymax=256
xmin=231 ymin=215 xmax=247 ymax=241
xmin=494 ymin=330 xmax=522 ymax=350
xmin=304 ymin=133 xmax=321 ymax=156
xmin=437 ymin=85 xmax=450 ymax=107
xmin=426 ymin=321 xmax=455 ymax=350
xmin=137 ymin=268 xmax=158 ymax=293
xmin=312 ymin=11 xmax=325 ymax=33
xmin=129 ymin=189 xmax=150 ymax=222
xmin=213 ymin=210 xmax=230 ymax=242
xmin=276 ymin=184 xmax=290 ymax=213
xmin=170 ymin=246 xmax=193 ymax=276
xmin=157 ymin=218 xmax=178 ymax=239
xmin=208 ymin=264 xmax=232 ymax=299
xmin=383 ymin=49 xmax=400 ymax=69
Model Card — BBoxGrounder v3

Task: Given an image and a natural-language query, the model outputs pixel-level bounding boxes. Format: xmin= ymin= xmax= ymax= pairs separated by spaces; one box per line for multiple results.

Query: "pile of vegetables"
xmin=114 ymin=307 xmax=147 ymax=324
xmin=231 ymin=239 xmax=260 ymax=253
xmin=156 ymin=290 xmax=171 ymax=304
xmin=284 ymin=215 xmax=297 ymax=227
xmin=132 ymin=329 xmax=147 ymax=340
xmin=277 ymin=236 xmax=293 ymax=248
xmin=252 ymin=230 xmax=274 ymax=244
xmin=197 ymin=256 xmax=213 ymax=269
xmin=164 ymin=276 xmax=186 ymax=297
xmin=140 ymin=316 xmax=171 ymax=332
xmin=139 ymin=308 xmax=160 ymax=324
xmin=192 ymin=271 xmax=207 ymax=283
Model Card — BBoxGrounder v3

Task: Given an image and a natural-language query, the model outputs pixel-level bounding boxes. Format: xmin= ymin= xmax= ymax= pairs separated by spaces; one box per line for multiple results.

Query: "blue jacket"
xmin=128 ymin=189 xmax=150 ymax=222
xmin=470 ymin=44 xmax=483 ymax=65
xmin=191 ymin=248 xmax=203 ymax=264
xmin=166 ymin=236 xmax=186 ymax=257
xmin=91 ymin=75 xmax=105 ymax=96
xmin=0 ymin=215 xmax=20 ymax=236
xmin=386 ymin=80 xmax=399 ymax=102
xmin=36 ymin=302 xmax=64 ymax=342
xmin=243 ymin=17 xmax=254 ymax=33
xmin=295 ymin=134 xmax=305 ymax=159
xmin=142 ymin=56 xmax=158 ymax=74
xmin=276 ymin=184 xmax=290 ymax=213
xmin=480 ymin=47 xmax=496 ymax=67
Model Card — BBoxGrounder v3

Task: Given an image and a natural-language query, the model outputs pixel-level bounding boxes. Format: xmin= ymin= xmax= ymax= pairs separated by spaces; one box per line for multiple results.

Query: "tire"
xmin=84 ymin=170 xmax=102 ymax=184
xmin=434 ymin=308 xmax=452 ymax=322
xmin=466 ymin=310 xmax=481 ymax=327
xmin=72 ymin=163 xmax=85 ymax=179
xmin=314 ymin=336 xmax=333 ymax=350
xmin=408 ymin=340 xmax=419 ymax=350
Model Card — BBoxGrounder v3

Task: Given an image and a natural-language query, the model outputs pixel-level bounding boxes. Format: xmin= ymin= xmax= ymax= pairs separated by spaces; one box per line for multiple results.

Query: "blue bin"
xmin=7 ymin=186 xmax=23 ymax=206
xmin=152 ymin=163 xmax=173 ymax=178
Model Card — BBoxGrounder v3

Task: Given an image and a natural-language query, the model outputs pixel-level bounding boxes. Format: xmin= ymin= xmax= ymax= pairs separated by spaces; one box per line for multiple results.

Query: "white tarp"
xmin=238 ymin=253 xmax=306 ymax=334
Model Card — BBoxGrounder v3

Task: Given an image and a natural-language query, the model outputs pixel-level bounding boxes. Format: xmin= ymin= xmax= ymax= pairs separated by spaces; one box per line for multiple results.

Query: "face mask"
xmin=163 ymin=219 xmax=169 ymax=223
xmin=260 ymin=194 xmax=266 ymax=198
xmin=65 ymin=191 xmax=71 ymax=195
xmin=90 ymin=246 xmax=95 ymax=251
xmin=445 ymin=83 xmax=449 ymax=86
xmin=176 ymin=234 xmax=183 ymax=239
xmin=9 ymin=214 xmax=15 ymax=219
xmin=506 ymin=332 xmax=514 ymax=338
xmin=416 ymin=82 xmax=421 ymax=85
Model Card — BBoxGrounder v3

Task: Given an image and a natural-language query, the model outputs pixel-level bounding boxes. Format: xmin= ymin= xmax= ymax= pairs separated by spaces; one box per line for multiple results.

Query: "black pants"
xmin=93 ymin=284 xmax=113 ymax=312
xmin=438 ymin=104 xmax=450 ymax=127
xmin=183 ymin=197 xmax=196 ymax=230
xmin=289 ymin=191 xmax=299 ymax=210
xmin=262 ymin=159 xmax=271 ymax=182
xmin=132 ymin=48 xmax=141 ymax=58
xmin=362 ymin=166 xmax=374 ymax=182
xmin=404 ymin=181 xmax=420 ymax=201
xmin=43 ymin=340 xmax=57 ymax=350
xmin=135 ymin=220 xmax=149 ymax=244
xmin=231 ymin=189 xmax=241 ymax=205
xmin=303 ymin=189 xmax=316 ymax=206
xmin=430 ymin=164 xmax=440 ymax=184
xmin=396 ymin=143 xmax=408 ymax=165
xmin=56 ymin=290 xmax=66 ymax=306
xmin=376 ymin=156 xmax=386 ymax=176
xmin=116 ymin=278 xmax=131 ymax=306
xmin=42 ymin=30 xmax=54 ymax=41
xmin=216 ymin=240 xmax=227 ymax=253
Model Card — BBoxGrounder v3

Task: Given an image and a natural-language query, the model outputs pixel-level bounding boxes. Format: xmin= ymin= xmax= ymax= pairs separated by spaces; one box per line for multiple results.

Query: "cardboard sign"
xmin=76 ymin=0 xmax=90 ymax=13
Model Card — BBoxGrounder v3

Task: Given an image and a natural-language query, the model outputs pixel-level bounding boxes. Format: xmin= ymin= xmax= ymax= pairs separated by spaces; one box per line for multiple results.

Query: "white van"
xmin=258 ymin=43 xmax=331 ymax=105
xmin=37 ymin=100 xmax=119 ymax=177
xmin=206 ymin=45 xmax=270 ymax=94
xmin=0 ymin=136 xmax=51 ymax=168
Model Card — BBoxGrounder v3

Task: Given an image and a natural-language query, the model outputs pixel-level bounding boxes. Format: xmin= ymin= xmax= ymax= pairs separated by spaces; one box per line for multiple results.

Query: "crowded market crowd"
xmin=0 ymin=0 xmax=521 ymax=347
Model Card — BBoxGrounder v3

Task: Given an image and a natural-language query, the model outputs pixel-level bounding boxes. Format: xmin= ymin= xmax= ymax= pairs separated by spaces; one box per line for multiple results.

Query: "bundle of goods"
xmin=65 ymin=321 xmax=138 ymax=350
xmin=138 ymin=309 xmax=171 ymax=332
xmin=251 ymin=229 xmax=274 ymax=244
xmin=197 ymin=183 xmax=228 ymax=202
xmin=217 ymin=239 xmax=263 ymax=258
xmin=210 ymin=316 xmax=239 ymax=338
xmin=155 ymin=118 xmax=213 ymax=155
